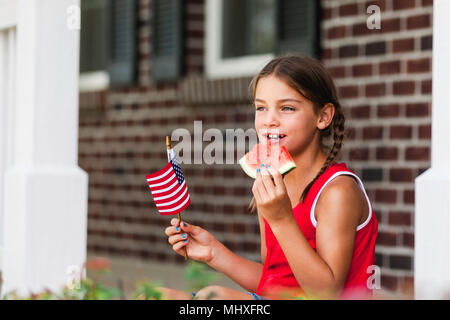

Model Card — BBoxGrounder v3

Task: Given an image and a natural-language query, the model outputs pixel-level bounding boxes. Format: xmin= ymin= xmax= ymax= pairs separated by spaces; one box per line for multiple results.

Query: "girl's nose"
xmin=265 ymin=110 xmax=280 ymax=127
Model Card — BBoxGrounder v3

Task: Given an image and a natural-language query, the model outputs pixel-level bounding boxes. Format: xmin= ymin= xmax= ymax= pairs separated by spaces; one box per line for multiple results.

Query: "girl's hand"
xmin=252 ymin=165 xmax=294 ymax=226
xmin=165 ymin=218 xmax=217 ymax=263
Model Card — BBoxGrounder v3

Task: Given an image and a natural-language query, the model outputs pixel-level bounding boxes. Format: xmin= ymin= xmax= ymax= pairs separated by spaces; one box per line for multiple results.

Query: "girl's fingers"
xmin=259 ymin=166 xmax=276 ymax=198
xmin=254 ymin=168 xmax=269 ymax=200
xmin=168 ymin=232 xmax=189 ymax=246
xmin=266 ymin=165 xmax=287 ymax=193
xmin=172 ymin=238 xmax=188 ymax=254
xmin=165 ymin=224 xmax=182 ymax=236
xmin=179 ymin=221 xmax=199 ymax=236
xmin=171 ymin=218 xmax=182 ymax=227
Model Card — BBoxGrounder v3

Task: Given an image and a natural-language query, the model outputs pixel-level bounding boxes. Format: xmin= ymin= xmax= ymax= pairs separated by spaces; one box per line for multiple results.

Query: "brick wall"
xmin=78 ymin=0 xmax=433 ymax=296
xmin=321 ymin=0 xmax=432 ymax=294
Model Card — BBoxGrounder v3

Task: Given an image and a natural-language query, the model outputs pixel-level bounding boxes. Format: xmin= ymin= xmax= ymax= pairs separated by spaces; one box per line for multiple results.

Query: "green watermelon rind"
xmin=238 ymin=153 xmax=296 ymax=179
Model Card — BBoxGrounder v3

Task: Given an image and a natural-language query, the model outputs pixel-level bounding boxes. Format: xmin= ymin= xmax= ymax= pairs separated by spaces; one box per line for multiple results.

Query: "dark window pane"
xmin=222 ymin=0 xmax=275 ymax=58
xmin=80 ymin=0 xmax=108 ymax=72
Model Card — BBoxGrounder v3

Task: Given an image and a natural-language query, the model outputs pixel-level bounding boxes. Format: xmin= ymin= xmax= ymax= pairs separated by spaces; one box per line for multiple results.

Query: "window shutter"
xmin=275 ymin=0 xmax=319 ymax=57
xmin=108 ymin=0 xmax=137 ymax=87
xmin=151 ymin=0 xmax=184 ymax=82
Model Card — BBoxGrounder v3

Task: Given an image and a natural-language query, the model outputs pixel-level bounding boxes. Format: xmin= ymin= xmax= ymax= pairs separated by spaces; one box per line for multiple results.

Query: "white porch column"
xmin=2 ymin=0 xmax=88 ymax=296
xmin=414 ymin=0 xmax=450 ymax=300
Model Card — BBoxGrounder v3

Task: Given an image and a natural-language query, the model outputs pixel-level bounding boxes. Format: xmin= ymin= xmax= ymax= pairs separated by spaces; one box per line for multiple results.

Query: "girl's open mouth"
xmin=265 ymin=134 xmax=286 ymax=142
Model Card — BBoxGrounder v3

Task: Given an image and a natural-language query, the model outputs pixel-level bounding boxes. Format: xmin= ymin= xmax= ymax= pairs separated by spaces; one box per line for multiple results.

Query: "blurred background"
xmin=76 ymin=0 xmax=432 ymax=297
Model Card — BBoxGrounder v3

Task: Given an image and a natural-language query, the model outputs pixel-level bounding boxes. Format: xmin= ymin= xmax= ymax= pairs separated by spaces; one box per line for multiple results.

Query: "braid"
xmin=299 ymin=107 xmax=346 ymax=204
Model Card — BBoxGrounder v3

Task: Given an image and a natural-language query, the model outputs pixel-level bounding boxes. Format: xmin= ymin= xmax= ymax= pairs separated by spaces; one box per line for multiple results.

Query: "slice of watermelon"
xmin=238 ymin=140 xmax=296 ymax=179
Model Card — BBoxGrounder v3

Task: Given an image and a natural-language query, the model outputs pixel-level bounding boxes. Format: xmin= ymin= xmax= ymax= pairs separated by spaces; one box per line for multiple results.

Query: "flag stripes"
xmin=146 ymin=160 xmax=191 ymax=215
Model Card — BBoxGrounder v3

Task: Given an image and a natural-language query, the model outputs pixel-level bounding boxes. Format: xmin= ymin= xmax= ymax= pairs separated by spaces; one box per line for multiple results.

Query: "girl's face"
xmin=254 ymin=75 xmax=321 ymax=156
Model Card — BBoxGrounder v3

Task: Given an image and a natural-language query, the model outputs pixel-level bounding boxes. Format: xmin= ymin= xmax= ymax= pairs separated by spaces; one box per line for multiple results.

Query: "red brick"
xmin=393 ymin=0 xmax=416 ymax=10
xmin=421 ymin=79 xmax=432 ymax=94
xmin=352 ymin=64 xmax=372 ymax=77
xmin=393 ymin=81 xmax=415 ymax=95
xmin=365 ymin=41 xmax=386 ymax=56
xmin=392 ymin=38 xmax=415 ymax=53
xmin=407 ymin=58 xmax=431 ymax=73
xmin=407 ymin=14 xmax=431 ymax=30
xmin=381 ymin=275 xmax=399 ymax=291
xmin=378 ymin=104 xmax=400 ymax=118
xmin=418 ymin=124 xmax=431 ymax=139
xmin=405 ymin=146 xmax=430 ymax=161
xmin=352 ymin=22 xmax=372 ymax=37
xmin=376 ymin=147 xmax=398 ymax=160
xmin=363 ymin=126 xmax=383 ymax=140
xmin=350 ymin=105 xmax=371 ymax=119
xmin=379 ymin=60 xmax=401 ymax=75
xmin=339 ymin=3 xmax=358 ymax=16
xmin=382 ymin=18 xmax=401 ymax=33
xmin=350 ymin=148 xmax=369 ymax=161
xmin=377 ymin=231 xmax=398 ymax=246
xmin=322 ymin=7 xmax=333 ymax=19
xmin=366 ymin=0 xmax=387 ymax=11
xmin=328 ymin=66 xmax=347 ymax=78
xmin=389 ymin=254 xmax=412 ymax=270
xmin=389 ymin=168 xmax=414 ymax=182
xmin=339 ymin=85 xmax=359 ymax=98
xmin=339 ymin=44 xmax=359 ymax=58
xmin=375 ymin=189 xmax=397 ymax=204
xmin=390 ymin=125 xmax=412 ymax=139
xmin=421 ymin=35 xmax=432 ymax=50
xmin=389 ymin=211 xmax=412 ymax=226
xmin=327 ymin=25 xmax=347 ymax=39
xmin=365 ymin=83 xmax=386 ymax=97
xmin=402 ymin=232 xmax=415 ymax=247
xmin=404 ymin=189 xmax=415 ymax=204
xmin=405 ymin=103 xmax=429 ymax=117
xmin=322 ymin=48 xmax=333 ymax=60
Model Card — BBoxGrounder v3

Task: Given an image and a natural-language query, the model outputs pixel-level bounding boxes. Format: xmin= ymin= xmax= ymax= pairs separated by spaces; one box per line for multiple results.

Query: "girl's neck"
xmin=284 ymin=145 xmax=328 ymax=196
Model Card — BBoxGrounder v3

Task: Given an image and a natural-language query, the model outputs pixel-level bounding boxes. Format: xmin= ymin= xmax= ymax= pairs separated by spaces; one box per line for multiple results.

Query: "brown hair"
xmin=248 ymin=54 xmax=347 ymax=214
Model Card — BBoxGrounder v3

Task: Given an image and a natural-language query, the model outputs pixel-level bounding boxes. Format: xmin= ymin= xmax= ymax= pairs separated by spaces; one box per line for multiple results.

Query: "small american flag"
xmin=146 ymin=149 xmax=191 ymax=215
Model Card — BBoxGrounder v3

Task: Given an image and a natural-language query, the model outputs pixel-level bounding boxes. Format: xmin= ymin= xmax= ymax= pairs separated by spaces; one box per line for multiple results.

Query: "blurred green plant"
xmin=183 ymin=260 xmax=219 ymax=293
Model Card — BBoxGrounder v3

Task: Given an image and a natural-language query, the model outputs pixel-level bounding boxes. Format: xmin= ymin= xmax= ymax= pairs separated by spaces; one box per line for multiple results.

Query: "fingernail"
xmin=261 ymin=163 xmax=264 ymax=167
xmin=176 ymin=227 xmax=179 ymax=231
xmin=183 ymin=223 xmax=187 ymax=227
xmin=266 ymin=165 xmax=270 ymax=168
xmin=184 ymin=239 xmax=188 ymax=243
xmin=182 ymin=234 xmax=186 ymax=239
xmin=257 ymin=168 xmax=260 ymax=173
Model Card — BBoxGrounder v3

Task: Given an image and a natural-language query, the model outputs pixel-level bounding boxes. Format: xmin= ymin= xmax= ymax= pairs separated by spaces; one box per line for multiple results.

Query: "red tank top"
xmin=255 ymin=162 xmax=378 ymax=299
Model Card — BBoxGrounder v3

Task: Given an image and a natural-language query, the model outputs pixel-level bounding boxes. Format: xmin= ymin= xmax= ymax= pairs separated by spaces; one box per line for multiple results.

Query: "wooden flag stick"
xmin=166 ymin=136 xmax=188 ymax=260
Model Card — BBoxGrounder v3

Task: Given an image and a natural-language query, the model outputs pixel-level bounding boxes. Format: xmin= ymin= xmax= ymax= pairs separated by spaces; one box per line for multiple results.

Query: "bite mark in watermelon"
xmin=238 ymin=141 xmax=296 ymax=179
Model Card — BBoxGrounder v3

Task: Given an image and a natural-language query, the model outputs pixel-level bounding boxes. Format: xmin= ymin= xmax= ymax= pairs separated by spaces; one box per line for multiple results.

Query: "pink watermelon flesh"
xmin=239 ymin=141 xmax=296 ymax=179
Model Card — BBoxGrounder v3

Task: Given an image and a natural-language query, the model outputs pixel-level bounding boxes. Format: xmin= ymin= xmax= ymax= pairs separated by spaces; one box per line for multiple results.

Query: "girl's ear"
xmin=317 ymin=103 xmax=335 ymax=130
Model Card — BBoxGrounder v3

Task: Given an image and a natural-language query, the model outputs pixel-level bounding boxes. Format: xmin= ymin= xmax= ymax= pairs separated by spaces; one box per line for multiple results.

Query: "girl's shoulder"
xmin=314 ymin=165 xmax=369 ymax=228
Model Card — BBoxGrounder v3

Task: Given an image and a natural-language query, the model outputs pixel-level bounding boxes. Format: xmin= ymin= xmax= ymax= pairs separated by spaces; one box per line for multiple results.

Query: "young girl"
xmin=163 ymin=54 xmax=378 ymax=300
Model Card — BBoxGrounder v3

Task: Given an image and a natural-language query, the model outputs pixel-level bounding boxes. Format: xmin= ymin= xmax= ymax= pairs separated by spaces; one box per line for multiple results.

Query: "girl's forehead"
xmin=255 ymin=76 xmax=305 ymax=101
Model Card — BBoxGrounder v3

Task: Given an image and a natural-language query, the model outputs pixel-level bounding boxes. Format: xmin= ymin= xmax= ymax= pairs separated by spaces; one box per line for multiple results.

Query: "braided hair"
xmin=248 ymin=54 xmax=347 ymax=213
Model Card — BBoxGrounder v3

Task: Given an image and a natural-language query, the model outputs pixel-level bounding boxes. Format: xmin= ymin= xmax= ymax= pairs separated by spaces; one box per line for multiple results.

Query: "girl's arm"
xmin=254 ymin=167 xmax=363 ymax=298
xmin=207 ymin=240 xmax=263 ymax=293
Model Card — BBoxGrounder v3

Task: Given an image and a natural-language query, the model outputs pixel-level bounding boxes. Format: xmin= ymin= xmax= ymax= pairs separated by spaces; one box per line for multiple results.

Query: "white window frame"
xmin=79 ymin=71 xmax=109 ymax=92
xmin=205 ymin=0 xmax=275 ymax=79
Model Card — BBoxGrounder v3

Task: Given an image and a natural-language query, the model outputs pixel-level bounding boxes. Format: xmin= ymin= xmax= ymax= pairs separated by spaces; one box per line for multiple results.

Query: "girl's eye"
xmin=255 ymin=106 xmax=266 ymax=111
xmin=282 ymin=106 xmax=295 ymax=111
